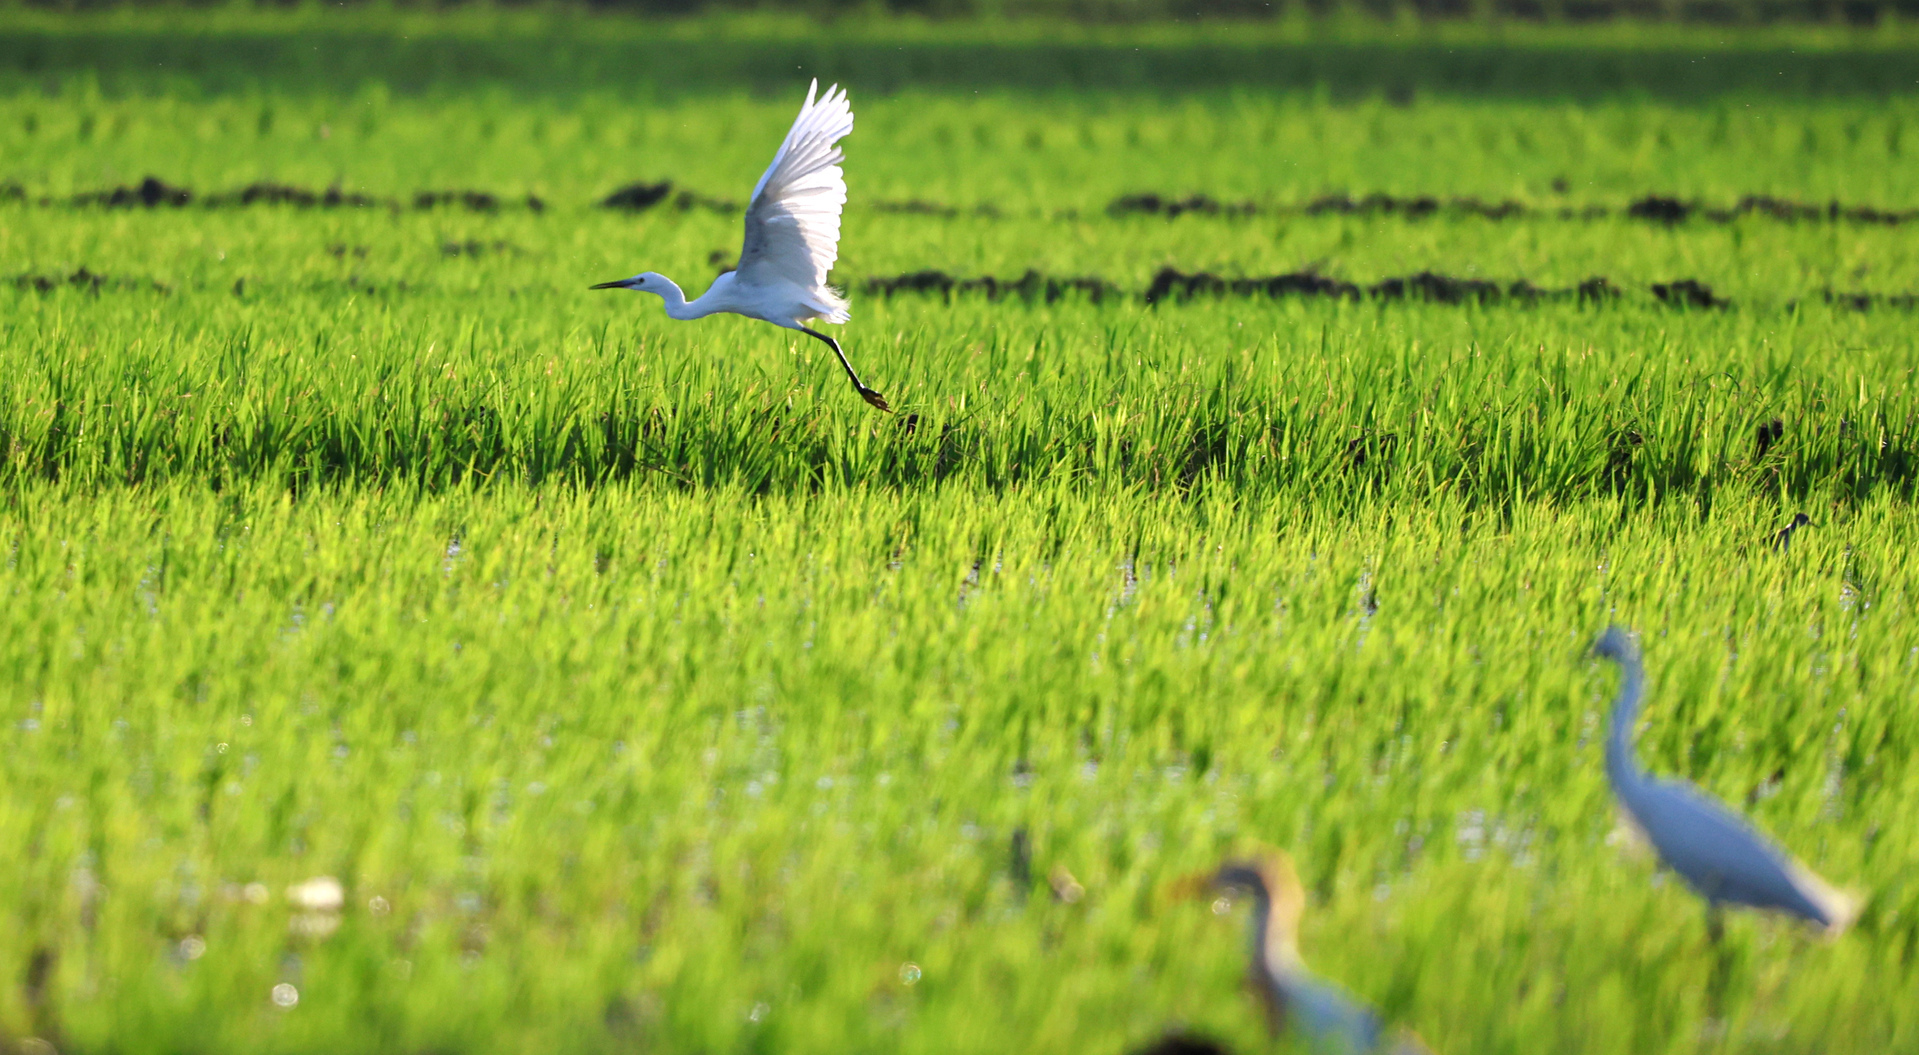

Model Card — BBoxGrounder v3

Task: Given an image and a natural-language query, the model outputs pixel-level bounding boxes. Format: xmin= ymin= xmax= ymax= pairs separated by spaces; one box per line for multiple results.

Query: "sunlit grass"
xmin=2 ymin=482 xmax=1915 ymax=1054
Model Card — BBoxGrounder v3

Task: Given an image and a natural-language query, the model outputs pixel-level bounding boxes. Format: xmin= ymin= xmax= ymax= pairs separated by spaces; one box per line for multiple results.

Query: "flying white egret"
xmin=1594 ymin=626 xmax=1859 ymax=937
xmin=592 ymin=80 xmax=888 ymax=412
xmin=1174 ymin=849 xmax=1435 ymax=1055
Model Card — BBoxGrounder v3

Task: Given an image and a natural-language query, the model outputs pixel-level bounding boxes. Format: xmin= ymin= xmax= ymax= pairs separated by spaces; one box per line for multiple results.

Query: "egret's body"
xmin=1182 ymin=852 xmax=1433 ymax=1055
xmin=594 ymin=81 xmax=887 ymax=411
xmin=1594 ymin=627 xmax=1858 ymax=934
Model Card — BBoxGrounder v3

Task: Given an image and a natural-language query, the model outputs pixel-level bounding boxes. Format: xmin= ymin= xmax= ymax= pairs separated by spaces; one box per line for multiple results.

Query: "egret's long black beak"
xmin=590 ymin=279 xmax=630 ymax=290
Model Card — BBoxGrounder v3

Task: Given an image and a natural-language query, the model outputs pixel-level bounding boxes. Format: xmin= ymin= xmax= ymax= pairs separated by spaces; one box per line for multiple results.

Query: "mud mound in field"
xmin=1144 ymin=267 xmax=1622 ymax=306
xmin=1629 ymin=194 xmax=1919 ymax=226
xmin=601 ymin=181 xmax=676 ymax=210
xmin=1112 ymin=192 xmax=1528 ymax=220
xmin=72 ymin=176 xmax=194 ymax=208
xmin=1821 ymin=289 xmax=1919 ymax=311
xmin=862 ymin=269 xmax=1123 ymax=303
xmin=1304 ymin=193 xmax=1528 ymax=220
xmin=411 ymin=189 xmax=543 ymax=212
xmin=414 ymin=189 xmax=496 ymax=211
xmin=1109 ymin=193 xmax=1257 ymax=218
xmin=442 ymin=240 xmax=525 ymax=257
xmin=1109 ymin=190 xmax=1919 ymax=227
xmin=1651 ymin=279 xmax=1729 ymax=308
xmin=599 ymin=180 xmax=736 ymax=214
xmin=1144 ymin=269 xmax=1361 ymax=303
xmin=63 ymin=177 xmax=542 ymax=212
xmin=203 ymin=183 xmax=387 ymax=208
xmin=10 ymin=267 xmax=168 ymax=294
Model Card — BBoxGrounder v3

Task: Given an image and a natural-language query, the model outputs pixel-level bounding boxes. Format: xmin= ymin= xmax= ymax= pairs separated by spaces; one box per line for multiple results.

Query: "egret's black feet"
xmin=797 ymin=326 xmax=888 ymax=413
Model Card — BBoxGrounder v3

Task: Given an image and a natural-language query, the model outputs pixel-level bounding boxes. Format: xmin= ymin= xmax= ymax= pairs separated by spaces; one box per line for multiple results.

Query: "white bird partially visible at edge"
xmin=1175 ymin=849 xmax=1435 ymax=1055
xmin=592 ymin=80 xmax=888 ymax=412
xmin=1594 ymin=626 xmax=1860 ymax=937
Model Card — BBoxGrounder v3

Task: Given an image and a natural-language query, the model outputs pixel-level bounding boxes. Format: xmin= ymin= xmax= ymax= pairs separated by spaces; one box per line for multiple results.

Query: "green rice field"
xmin=3 ymin=10 xmax=1918 ymax=1054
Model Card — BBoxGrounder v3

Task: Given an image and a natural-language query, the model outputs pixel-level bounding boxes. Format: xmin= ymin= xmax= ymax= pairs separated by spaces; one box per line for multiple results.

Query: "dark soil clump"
xmin=442 ymin=240 xmax=523 ymax=257
xmin=13 ymin=267 xmax=106 ymax=292
xmin=1306 ymin=193 xmax=1443 ymax=218
xmin=414 ymin=190 xmax=500 ymax=212
xmin=11 ymin=267 xmax=165 ymax=294
xmin=1651 ymin=279 xmax=1729 ymax=309
xmin=1112 ymin=190 xmax=1918 ymax=228
xmin=207 ymin=182 xmax=386 ymax=208
xmin=862 ymin=269 xmax=1120 ymax=303
xmin=1370 ymin=271 xmax=1503 ymax=303
xmin=1113 ymin=192 xmax=1527 ymax=221
xmin=1629 ymin=194 xmax=1919 ymax=226
xmin=1109 ymin=193 xmax=1255 ymax=218
xmin=1627 ymin=195 xmax=1692 ymax=224
xmin=1145 ymin=268 xmax=1362 ymax=305
xmin=875 ymin=199 xmax=958 ymax=217
xmin=602 ymin=183 xmax=738 ymax=214
xmin=73 ymin=176 xmax=192 ymax=208
xmin=1146 ymin=268 xmax=1621 ymax=306
xmin=1823 ymin=289 xmax=1919 ymax=310
xmin=601 ymin=181 xmax=675 ymax=210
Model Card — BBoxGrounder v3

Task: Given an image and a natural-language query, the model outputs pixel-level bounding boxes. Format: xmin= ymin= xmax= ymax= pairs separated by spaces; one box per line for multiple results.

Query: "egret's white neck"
xmin=645 ymin=276 xmax=701 ymax=320
xmin=1246 ymin=887 xmax=1306 ymax=977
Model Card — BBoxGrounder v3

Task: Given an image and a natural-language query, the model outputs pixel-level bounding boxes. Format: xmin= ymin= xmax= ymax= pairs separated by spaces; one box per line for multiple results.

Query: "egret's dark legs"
xmin=799 ymin=327 xmax=889 ymax=412
xmin=1704 ymin=903 xmax=1732 ymax=1020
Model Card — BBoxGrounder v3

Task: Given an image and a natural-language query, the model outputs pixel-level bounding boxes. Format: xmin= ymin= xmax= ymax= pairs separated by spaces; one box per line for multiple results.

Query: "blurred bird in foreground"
xmin=592 ymin=80 xmax=888 ymax=411
xmin=1173 ymin=849 xmax=1435 ymax=1055
xmin=1593 ymin=626 xmax=1859 ymax=938
xmin=1125 ymin=1031 xmax=1235 ymax=1055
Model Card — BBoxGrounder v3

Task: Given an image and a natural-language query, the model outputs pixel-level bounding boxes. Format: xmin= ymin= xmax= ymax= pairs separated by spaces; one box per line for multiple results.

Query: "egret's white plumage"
xmin=1178 ymin=850 xmax=1435 ymax=1055
xmin=593 ymin=80 xmax=887 ymax=411
xmin=1594 ymin=627 xmax=1859 ymax=935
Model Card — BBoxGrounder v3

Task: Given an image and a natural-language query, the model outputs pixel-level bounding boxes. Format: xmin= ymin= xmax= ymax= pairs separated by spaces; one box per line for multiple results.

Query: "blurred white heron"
xmin=593 ymin=80 xmax=888 ymax=412
xmin=1594 ymin=626 xmax=1859 ymax=937
xmin=1175 ymin=849 xmax=1434 ymax=1055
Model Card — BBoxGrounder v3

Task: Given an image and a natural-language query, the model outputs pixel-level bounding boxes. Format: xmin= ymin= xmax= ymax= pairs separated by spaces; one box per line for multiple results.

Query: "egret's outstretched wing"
xmin=736 ymin=80 xmax=852 ymax=300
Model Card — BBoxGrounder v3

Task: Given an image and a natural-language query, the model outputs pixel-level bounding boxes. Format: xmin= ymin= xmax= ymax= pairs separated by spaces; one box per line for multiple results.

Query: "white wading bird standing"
xmin=592 ymin=80 xmax=888 ymax=411
xmin=1175 ymin=849 xmax=1435 ymax=1055
xmin=1594 ymin=626 xmax=1860 ymax=938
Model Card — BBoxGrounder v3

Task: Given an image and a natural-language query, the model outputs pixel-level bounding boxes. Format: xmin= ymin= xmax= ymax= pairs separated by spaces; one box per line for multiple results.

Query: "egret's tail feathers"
xmin=1787 ymin=859 xmax=1862 ymax=936
xmin=812 ymin=285 xmax=851 ymax=325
